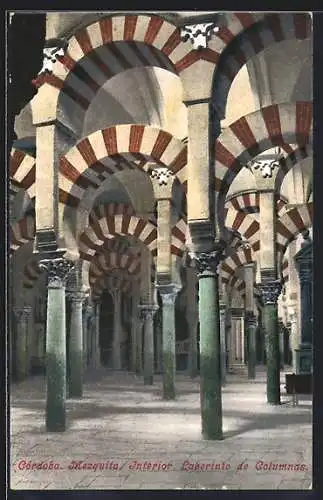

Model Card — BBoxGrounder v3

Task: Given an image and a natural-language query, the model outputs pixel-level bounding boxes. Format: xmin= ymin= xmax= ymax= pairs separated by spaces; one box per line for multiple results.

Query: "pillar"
xmin=158 ymin=284 xmax=181 ymax=400
xmin=245 ymin=312 xmax=257 ymax=379
xmin=192 ymin=247 xmax=224 ymax=440
xmin=294 ymin=238 xmax=313 ymax=373
xmin=186 ymin=266 xmax=198 ymax=378
xmin=130 ymin=289 xmax=140 ymax=373
xmin=139 ymin=305 xmax=159 ymax=385
xmin=155 ymin=310 xmax=163 ymax=373
xmin=82 ymin=298 xmax=90 ymax=371
xmin=39 ymin=256 xmax=74 ymax=432
xmin=67 ymin=292 xmax=83 ymax=398
xmin=258 ymin=279 xmax=282 ymax=405
xmin=288 ymin=308 xmax=298 ymax=371
xmin=91 ymin=300 xmax=101 ymax=369
xmin=278 ymin=318 xmax=285 ymax=370
xmin=219 ymin=301 xmax=226 ymax=385
xmin=13 ymin=306 xmax=32 ymax=381
xmin=244 ymin=262 xmax=257 ymax=379
xmin=112 ymin=289 xmax=122 ymax=370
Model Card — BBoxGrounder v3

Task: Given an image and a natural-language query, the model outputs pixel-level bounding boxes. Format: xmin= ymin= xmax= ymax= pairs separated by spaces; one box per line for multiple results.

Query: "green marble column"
xmin=112 ymin=290 xmax=122 ymax=370
xmin=278 ymin=319 xmax=285 ymax=370
xmin=92 ymin=301 xmax=101 ymax=370
xmin=155 ymin=311 xmax=163 ymax=373
xmin=13 ymin=307 xmax=32 ymax=381
xmin=40 ymin=257 xmax=74 ymax=432
xmin=131 ymin=291 xmax=140 ymax=373
xmin=187 ymin=310 xmax=198 ymax=378
xmin=139 ymin=305 xmax=159 ymax=385
xmin=258 ymin=280 xmax=282 ymax=405
xmin=219 ymin=302 xmax=226 ymax=385
xmin=186 ymin=267 xmax=198 ymax=378
xmin=67 ymin=292 xmax=84 ymax=398
xmin=193 ymin=249 xmax=223 ymax=440
xmin=245 ymin=311 xmax=257 ymax=379
xmin=158 ymin=285 xmax=181 ymax=400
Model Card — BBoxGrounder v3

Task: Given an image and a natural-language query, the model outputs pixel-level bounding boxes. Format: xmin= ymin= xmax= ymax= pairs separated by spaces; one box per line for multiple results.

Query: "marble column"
xmin=67 ymin=291 xmax=84 ymax=398
xmin=278 ymin=318 xmax=285 ymax=370
xmin=39 ymin=256 xmax=74 ymax=432
xmin=139 ymin=305 xmax=159 ymax=385
xmin=82 ymin=299 xmax=90 ymax=371
xmin=158 ymin=284 xmax=181 ymax=400
xmin=186 ymin=266 xmax=198 ymax=378
xmin=192 ymin=246 xmax=224 ymax=440
xmin=258 ymin=279 xmax=282 ymax=405
xmin=155 ymin=313 xmax=163 ymax=373
xmin=112 ymin=289 xmax=122 ymax=370
xmin=130 ymin=291 xmax=140 ymax=373
xmin=288 ymin=308 xmax=298 ymax=371
xmin=219 ymin=301 xmax=226 ymax=385
xmin=245 ymin=312 xmax=257 ymax=379
xmin=13 ymin=306 xmax=32 ymax=381
xmin=91 ymin=300 xmax=101 ymax=369
xmin=244 ymin=262 xmax=257 ymax=379
xmin=295 ymin=239 xmax=313 ymax=373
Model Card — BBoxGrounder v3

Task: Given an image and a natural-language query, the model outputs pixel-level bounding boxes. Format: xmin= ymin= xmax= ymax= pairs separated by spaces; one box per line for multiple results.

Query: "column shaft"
xmin=263 ymin=303 xmax=280 ymax=404
xmin=245 ymin=313 xmax=257 ymax=379
xmin=219 ymin=304 xmax=226 ymax=385
xmin=140 ymin=306 xmax=158 ymax=385
xmin=14 ymin=308 xmax=31 ymax=381
xmin=68 ymin=294 xmax=83 ymax=398
xmin=40 ymin=257 xmax=74 ymax=432
xmin=159 ymin=286 xmax=179 ymax=400
xmin=198 ymin=265 xmax=223 ymax=439
xmin=186 ymin=267 xmax=198 ymax=378
xmin=112 ymin=291 xmax=122 ymax=370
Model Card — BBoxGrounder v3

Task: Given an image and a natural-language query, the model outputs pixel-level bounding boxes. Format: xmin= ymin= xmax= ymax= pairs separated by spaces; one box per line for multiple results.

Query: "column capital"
xmin=189 ymin=242 xmax=225 ymax=275
xmin=180 ymin=22 xmax=220 ymax=50
xmin=66 ymin=291 xmax=85 ymax=303
xmin=245 ymin=311 xmax=257 ymax=327
xmin=231 ymin=307 xmax=244 ymax=318
xmin=138 ymin=304 xmax=159 ymax=321
xmin=149 ymin=166 xmax=174 ymax=187
xmin=219 ymin=301 xmax=226 ymax=312
xmin=157 ymin=284 xmax=181 ymax=305
xmin=13 ymin=306 xmax=32 ymax=321
xmin=39 ymin=257 xmax=75 ymax=288
xmin=257 ymin=280 xmax=282 ymax=306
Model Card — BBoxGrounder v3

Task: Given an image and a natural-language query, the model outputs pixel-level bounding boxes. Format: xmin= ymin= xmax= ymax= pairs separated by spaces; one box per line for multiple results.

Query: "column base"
xmin=144 ymin=375 xmax=153 ymax=386
xmin=295 ymin=344 xmax=312 ymax=374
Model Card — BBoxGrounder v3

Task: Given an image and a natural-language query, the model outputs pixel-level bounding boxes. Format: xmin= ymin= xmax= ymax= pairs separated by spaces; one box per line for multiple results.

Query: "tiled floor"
xmin=10 ymin=367 xmax=312 ymax=490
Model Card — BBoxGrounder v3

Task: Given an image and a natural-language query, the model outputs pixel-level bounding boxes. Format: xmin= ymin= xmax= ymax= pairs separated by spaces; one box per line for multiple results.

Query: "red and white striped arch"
xmin=225 ymin=211 xmax=260 ymax=252
xmin=10 ymin=148 xmax=36 ymax=201
xmin=276 ymin=202 xmax=313 ymax=258
xmin=227 ymin=276 xmax=246 ymax=299
xmin=282 ymin=258 xmax=289 ymax=285
xmin=171 ymin=218 xmax=187 ymax=257
xmin=275 ymin=144 xmax=312 ymax=194
xmin=32 ymin=13 xmax=264 ymax=112
xmin=89 ymin=251 xmax=141 ymax=286
xmin=221 ymin=246 xmax=254 ymax=283
xmin=10 ymin=215 xmax=35 ymax=255
xmin=224 ymin=191 xmax=287 ymax=217
xmin=212 ymin=13 xmax=311 ymax=121
xmin=215 ymin=102 xmax=313 ymax=224
xmin=79 ymin=212 xmax=158 ymax=261
xmin=59 ymin=124 xmax=187 ymax=208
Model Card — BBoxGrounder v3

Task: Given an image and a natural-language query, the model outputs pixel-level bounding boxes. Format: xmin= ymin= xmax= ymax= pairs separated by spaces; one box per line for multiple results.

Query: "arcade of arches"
xmin=9 ymin=11 xmax=313 ymax=439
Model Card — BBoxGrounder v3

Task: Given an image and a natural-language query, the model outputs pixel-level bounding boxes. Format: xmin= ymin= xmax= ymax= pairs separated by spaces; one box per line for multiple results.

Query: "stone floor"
xmin=10 ymin=366 xmax=312 ymax=491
